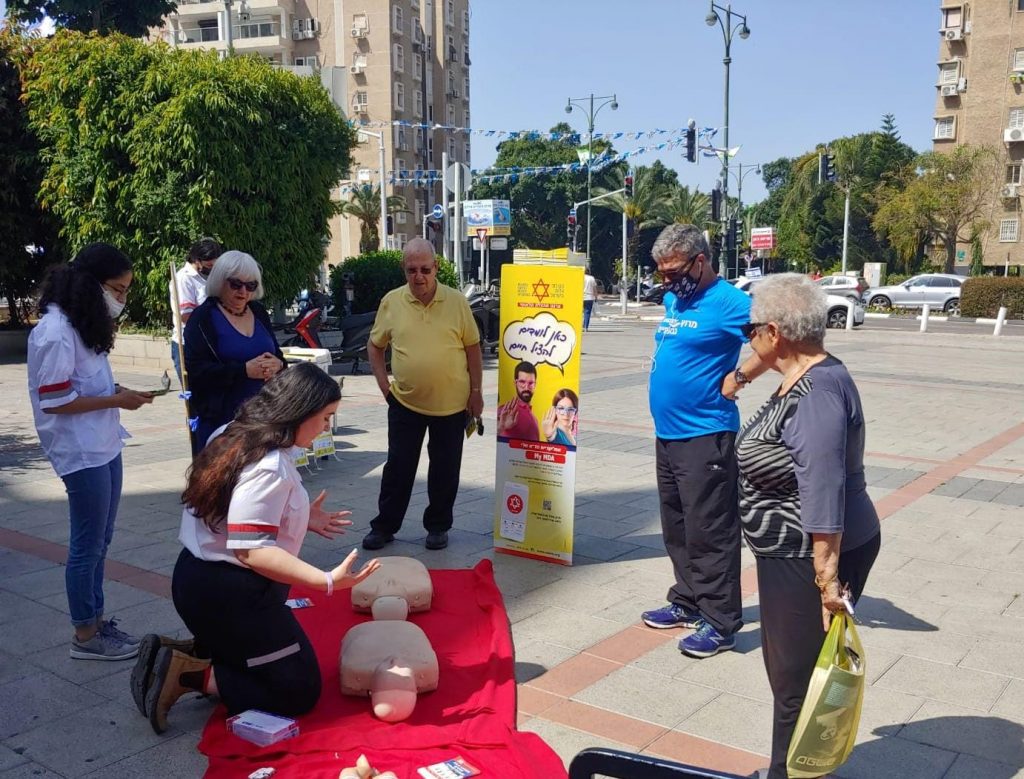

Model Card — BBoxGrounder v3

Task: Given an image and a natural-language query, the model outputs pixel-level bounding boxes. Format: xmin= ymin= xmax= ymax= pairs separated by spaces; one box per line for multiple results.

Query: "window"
xmin=393 ymin=5 xmax=404 ymax=33
xmin=198 ymin=18 xmax=218 ymax=42
xmin=396 ymin=211 xmax=407 ymax=224
xmin=447 ymin=72 xmax=456 ymax=94
xmin=294 ymin=55 xmax=318 ymax=68
xmin=414 ymin=90 xmax=423 ymax=118
xmin=352 ymin=13 xmax=368 ymax=32
xmin=464 ymin=109 xmax=470 ymax=127
xmin=447 ymin=34 xmax=456 ymax=61
xmin=394 ymin=81 xmax=405 ymax=111
xmin=413 ymin=53 xmax=423 ymax=81
xmin=394 ymin=126 xmax=408 ymax=151
xmin=1000 ymin=219 xmax=1019 ymax=242
xmin=941 ymin=6 xmax=962 ymax=28
xmin=415 ymin=200 xmax=425 ymax=222
xmin=397 ymin=158 xmax=407 ymax=174
xmin=464 ymin=141 xmax=471 ymax=161
xmin=938 ymin=61 xmax=960 ymax=85
xmin=463 ymin=44 xmax=471 ymax=67
xmin=462 ymin=9 xmax=470 ymax=31
xmin=396 ymin=233 xmax=408 ymax=248
xmin=414 ymin=129 xmax=423 ymax=152
xmin=934 ymin=116 xmax=956 ymax=140
xmin=1007 ymin=164 xmax=1022 ymax=185
xmin=446 ymin=105 xmax=455 ymax=126
xmin=393 ymin=43 xmax=404 ymax=72
xmin=352 ymin=53 xmax=367 ymax=71
xmin=446 ymin=0 xmax=455 ymax=25
xmin=1015 ymin=49 xmax=1024 ymax=72
xmin=1019 ymin=0 xmax=1024 ymax=11
xmin=1010 ymin=108 xmax=1024 ymax=129
xmin=464 ymin=76 xmax=470 ymax=98
xmin=448 ymin=137 xmax=456 ymax=159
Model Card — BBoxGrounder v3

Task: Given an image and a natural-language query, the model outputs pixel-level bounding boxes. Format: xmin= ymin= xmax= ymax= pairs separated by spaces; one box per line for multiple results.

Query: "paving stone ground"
xmin=1 ymin=316 xmax=1023 ymax=778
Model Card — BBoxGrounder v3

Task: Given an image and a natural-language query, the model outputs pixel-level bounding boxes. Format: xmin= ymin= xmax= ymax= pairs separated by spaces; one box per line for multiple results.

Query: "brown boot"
xmin=145 ymin=647 xmax=211 ymax=734
xmin=130 ymin=635 xmax=197 ymax=716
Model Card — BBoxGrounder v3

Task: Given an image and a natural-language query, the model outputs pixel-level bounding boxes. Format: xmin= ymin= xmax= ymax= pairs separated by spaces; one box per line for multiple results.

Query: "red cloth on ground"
xmin=199 ymin=559 xmax=566 ymax=778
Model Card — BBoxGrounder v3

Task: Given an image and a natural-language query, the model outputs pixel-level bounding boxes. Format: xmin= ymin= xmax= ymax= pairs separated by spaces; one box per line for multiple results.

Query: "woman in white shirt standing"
xmin=135 ymin=362 xmax=380 ymax=734
xmin=27 ymin=243 xmax=155 ymax=661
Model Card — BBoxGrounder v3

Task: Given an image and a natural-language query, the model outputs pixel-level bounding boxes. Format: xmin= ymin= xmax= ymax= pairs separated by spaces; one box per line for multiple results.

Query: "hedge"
xmin=328 ymin=250 xmax=459 ymax=314
xmin=960 ymin=278 xmax=1024 ymax=319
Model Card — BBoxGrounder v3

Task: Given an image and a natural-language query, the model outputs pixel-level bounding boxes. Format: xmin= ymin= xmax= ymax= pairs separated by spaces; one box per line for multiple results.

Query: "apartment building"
xmin=153 ymin=0 xmax=471 ymax=269
xmin=934 ymin=0 xmax=1024 ymax=272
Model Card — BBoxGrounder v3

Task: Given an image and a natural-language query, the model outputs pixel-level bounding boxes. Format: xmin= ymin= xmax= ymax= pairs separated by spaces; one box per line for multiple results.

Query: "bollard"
xmin=620 ymin=277 xmax=628 ymax=316
xmin=845 ymin=300 xmax=855 ymax=331
xmin=920 ymin=303 xmax=930 ymax=333
xmin=994 ymin=306 xmax=1008 ymax=337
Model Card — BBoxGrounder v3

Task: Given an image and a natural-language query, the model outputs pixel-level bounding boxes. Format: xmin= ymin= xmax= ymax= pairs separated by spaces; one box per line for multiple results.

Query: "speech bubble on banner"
xmin=501 ymin=312 xmax=576 ymax=374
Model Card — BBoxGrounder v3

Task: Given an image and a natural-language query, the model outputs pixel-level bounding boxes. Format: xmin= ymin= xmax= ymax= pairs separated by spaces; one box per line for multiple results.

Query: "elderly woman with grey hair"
xmin=737 ymin=273 xmax=880 ymax=779
xmin=183 ymin=251 xmax=286 ymax=454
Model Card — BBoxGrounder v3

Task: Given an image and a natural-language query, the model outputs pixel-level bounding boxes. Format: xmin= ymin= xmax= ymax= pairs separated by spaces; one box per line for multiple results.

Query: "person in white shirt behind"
xmin=27 ymin=243 xmax=155 ymax=661
xmin=582 ymin=267 xmax=599 ymax=332
xmin=133 ymin=362 xmax=380 ymax=734
xmin=170 ymin=237 xmax=223 ymax=386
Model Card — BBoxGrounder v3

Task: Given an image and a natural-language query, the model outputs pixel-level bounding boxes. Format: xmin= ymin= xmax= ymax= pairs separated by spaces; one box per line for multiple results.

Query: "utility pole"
xmin=566 ymin=92 xmax=618 ymax=263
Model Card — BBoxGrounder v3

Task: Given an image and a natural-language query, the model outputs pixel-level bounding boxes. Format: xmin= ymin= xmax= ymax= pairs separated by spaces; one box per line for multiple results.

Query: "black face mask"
xmin=666 ymin=258 xmax=703 ymax=307
xmin=198 ymin=265 xmax=212 ymax=278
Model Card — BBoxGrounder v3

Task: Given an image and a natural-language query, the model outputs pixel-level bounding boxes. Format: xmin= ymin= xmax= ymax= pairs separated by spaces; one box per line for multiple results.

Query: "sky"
xmin=468 ymin=0 xmax=939 ymax=203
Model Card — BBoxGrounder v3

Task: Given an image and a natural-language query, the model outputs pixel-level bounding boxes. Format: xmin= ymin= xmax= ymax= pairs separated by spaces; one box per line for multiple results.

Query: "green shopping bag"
xmin=786 ymin=611 xmax=865 ymax=778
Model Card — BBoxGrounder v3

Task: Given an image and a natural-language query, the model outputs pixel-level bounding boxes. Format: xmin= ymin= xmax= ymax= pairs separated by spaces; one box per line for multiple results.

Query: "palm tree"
xmin=593 ymin=166 xmax=670 ymax=274
xmin=658 ymin=185 xmax=710 ymax=229
xmin=340 ymin=185 xmax=408 ymax=253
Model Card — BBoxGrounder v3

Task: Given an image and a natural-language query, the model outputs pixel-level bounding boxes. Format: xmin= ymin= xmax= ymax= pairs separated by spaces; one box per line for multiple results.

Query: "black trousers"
xmin=171 ymin=549 xmax=321 ymax=717
xmin=370 ymin=394 xmax=467 ymax=535
xmin=757 ymin=532 xmax=880 ymax=779
xmin=656 ymin=433 xmax=742 ymax=635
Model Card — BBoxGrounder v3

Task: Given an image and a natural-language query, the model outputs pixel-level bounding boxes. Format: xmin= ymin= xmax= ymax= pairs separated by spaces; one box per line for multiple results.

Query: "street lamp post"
xmin=222 ymin=0 xmax=249 ymax=55
xmin=356 ymin=129 xmax=389 ymax=251
xmin=728 ymin=162 xmax=760 ymax=277
xmin=565 ymin=93 xmax=618 ymax=263
xmin=706 ymin=2 xmax=750 ymax=277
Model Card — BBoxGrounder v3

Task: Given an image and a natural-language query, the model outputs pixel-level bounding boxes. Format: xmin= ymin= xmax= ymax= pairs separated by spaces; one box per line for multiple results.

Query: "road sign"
xmin=430 ymin=204 xmax=444 ymax=220
xmin=750 ymin=227 xmax=776 ymax=251
xmin=444 ymin=162 xmax=471 ymax=195
xmin=490 ymin=237 xmax=508 ymax=251
xmin=569 ymin=207 xmax=577 ymax=217
xmin=476 ymin=228 xmax=489 ymax=242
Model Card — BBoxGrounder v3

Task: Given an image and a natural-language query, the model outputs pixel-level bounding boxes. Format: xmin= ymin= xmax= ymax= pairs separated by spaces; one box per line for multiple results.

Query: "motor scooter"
xmin=465 ymin=282 xmax=500 ymax=355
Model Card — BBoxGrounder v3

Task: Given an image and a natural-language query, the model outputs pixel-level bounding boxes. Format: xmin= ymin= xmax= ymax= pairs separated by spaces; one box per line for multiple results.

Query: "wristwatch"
xmin=733 ymin=368 xmax=750 ymax=387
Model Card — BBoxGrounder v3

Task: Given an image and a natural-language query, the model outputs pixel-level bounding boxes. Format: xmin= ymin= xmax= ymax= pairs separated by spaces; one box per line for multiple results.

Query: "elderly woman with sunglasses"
xmin=183 ymin=251 xmax=286 ymax=454
xmin=736 ymin=274 xmax=880 ymax=779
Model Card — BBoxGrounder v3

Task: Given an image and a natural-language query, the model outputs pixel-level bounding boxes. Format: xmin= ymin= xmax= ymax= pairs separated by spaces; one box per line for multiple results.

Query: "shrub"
xmin=960 ymin=278 xmax=1024 ymax=319
xmin=329 ymin=251 xmax=458 ymax=314
xmin=884 ymin=273 xmax=910 ymax=286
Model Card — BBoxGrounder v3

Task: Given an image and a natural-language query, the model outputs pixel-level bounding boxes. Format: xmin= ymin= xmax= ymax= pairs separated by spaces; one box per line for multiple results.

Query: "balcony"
xmin=173 ymin=0 xmax=289 ymax=17
xmin=171 ymin=18 xmax=288 ymax=53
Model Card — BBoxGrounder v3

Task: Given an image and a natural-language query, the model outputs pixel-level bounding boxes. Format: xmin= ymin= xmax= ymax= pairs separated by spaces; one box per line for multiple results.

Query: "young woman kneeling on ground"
xmin=130 ymin=362 xmax=381 ymax=734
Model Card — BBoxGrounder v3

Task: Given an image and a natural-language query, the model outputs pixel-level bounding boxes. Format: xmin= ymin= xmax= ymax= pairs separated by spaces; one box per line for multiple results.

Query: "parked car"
xmin=731 ymin=276 xmax=865 ymax=328
xmin=818 ymin=274 xmax=869 ymax=302
xmin=863 ymin=273 xmax=963 ymax=315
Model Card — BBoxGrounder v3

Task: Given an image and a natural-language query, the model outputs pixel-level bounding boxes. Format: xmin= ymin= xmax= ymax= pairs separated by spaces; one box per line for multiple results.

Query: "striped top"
xmin=737 ymin=356 xmax=880 ymax=558
xmin=27 ymin=304 xmax=125 ymax=477
xmin=179 ymin=445 xmax=310 ymax=566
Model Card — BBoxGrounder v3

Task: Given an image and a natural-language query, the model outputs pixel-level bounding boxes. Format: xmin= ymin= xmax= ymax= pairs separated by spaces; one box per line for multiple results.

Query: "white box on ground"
xmin=281 ymin=347 xmax=331 ymax=370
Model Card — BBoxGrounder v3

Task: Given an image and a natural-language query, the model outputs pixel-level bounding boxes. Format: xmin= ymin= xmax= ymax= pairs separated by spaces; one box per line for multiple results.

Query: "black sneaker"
xmin=362 ymin=530 xmax=394 ymax=550
xmin=641 ymin=603 xmax=702 ymax=629
xmin=425 ymin=531 xmax=448 ymax=550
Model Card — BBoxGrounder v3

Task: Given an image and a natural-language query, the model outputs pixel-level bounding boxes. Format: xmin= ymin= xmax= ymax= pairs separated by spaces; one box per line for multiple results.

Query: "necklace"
xmin=220 ymin=302 xmax=248 ymax=318
xmin=779 ymin=353 xmax=827 ymax=395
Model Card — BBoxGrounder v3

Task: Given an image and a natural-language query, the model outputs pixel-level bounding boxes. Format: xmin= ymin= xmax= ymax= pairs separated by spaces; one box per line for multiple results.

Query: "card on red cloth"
xmin=199 ymin=559 xmax=566 ymax=778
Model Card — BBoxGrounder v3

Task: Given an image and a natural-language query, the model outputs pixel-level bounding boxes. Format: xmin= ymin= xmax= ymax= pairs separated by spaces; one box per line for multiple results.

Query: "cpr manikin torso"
xmin=340 ymin=557 xmax=438 ymax=722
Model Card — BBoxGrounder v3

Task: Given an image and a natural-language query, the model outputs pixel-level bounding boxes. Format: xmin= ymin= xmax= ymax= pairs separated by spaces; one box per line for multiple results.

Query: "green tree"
xmin=340 ymin=185 xmax=408 ymax=254
xmin=749 ymin=156 xmax=792 ymax=230
xmin=23 ymin=31 xmax=356 ymax=324
xmin=593 ymin=165 xmax=671 ymax=273
xmin=658 ymin=185 xmax=709 ymax=228
xmin=6 ymin=0 xmax=177 ymax=37
xmin=874 ymin=144 xmax=1000 ymax=274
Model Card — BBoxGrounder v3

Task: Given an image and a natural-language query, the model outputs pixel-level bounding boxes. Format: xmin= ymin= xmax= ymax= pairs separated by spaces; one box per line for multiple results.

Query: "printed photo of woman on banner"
xmin=492 ymin=264 xmax=583 ymax=565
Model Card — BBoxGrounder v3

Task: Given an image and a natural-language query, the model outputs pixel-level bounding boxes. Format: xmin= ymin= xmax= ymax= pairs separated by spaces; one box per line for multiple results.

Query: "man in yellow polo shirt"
xmin=363 ymin=238 xmax=484 ymax=551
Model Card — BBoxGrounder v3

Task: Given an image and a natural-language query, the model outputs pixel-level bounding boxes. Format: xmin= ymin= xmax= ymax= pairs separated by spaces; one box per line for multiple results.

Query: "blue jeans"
xmin=61 ymin=455 xmax=123 ymax=627
xmin=170 ymin=341 xmax=183 ymax=387
xmin=583 ymin=300 xmax=595 ymax=331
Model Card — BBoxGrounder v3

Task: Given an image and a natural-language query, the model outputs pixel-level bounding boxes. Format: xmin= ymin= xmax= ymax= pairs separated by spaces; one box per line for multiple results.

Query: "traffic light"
xmin=386 ymin=215 xmax=394 ymax=235
xmin=708 ymin=187 xmax=722 ymax=223
xmin=685 ymin=126 xmax=697 ymax=163
xmin=726 ymin=218 xmax=742 ymax=251
xmin=567 ymin=210 xmax=577 ymax=247
xmin=624 ymin=173 xmax=634 ymax=199
xmin=818 ymin=152 xmax=837 ymax=183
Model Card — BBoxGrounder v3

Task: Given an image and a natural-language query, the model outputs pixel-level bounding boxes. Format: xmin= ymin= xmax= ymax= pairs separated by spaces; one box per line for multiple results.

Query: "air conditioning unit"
xmin=449 ymin=89 xmax=460 ymax=98
xmin=350 ymin=64 xmax=364 ymax=74
xmin=352 ymin=102 xmax=369 ymax=114
xmin=1005 ymin=127 xmax=1024 ymax=143
xmin=351 ymin=27 xmax=366 ymax=38
xmin=357 ymin=169 xmax=372 ymax=182
xmin=944 ymin=27 xmax=963 ymax=41
xmin=941 ymin=84 xmax=959 ymax=97
xmin=303 ymin=29 xmax=315 ymax=39
xmin=1001 ymin=184 xmax=1020 ymax=198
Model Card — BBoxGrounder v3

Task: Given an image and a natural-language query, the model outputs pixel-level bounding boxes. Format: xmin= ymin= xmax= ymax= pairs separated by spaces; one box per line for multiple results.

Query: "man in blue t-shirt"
xmin=642 ymin=224 xmax=766 ymax=659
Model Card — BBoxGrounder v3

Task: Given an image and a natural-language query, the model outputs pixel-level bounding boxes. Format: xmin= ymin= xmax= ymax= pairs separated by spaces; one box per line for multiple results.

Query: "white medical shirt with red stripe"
xmin=27 ymin=304 xmax=126 ymax=477
xmin=170 ymin=263 xmax=207 ymax=344
xmin=179 ymin=447 xmax=311 ymax=566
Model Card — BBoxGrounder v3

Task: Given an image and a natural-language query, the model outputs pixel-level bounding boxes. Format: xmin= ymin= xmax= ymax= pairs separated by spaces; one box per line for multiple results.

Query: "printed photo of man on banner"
xmin=493 ymin=264 xmax=583 ymax=565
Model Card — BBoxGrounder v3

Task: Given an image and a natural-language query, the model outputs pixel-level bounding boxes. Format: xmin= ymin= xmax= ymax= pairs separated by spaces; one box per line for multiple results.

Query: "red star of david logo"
xmin=531 ymin=278 xmax=551 ymax=303
xmin=506 ymin=494 xmax=524 ymax=514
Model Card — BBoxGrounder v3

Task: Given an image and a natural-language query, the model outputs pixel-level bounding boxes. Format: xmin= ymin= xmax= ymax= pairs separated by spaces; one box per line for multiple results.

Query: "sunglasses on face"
xmin=405 ymin=266 xmax=435 ymax=276
xmin=556 ymin=406 xmax=578 ymax=415
xmin=740 ymin=322 xmax=767 ymax=341
xmin=226 ymin=277 xmax=258 ymax=292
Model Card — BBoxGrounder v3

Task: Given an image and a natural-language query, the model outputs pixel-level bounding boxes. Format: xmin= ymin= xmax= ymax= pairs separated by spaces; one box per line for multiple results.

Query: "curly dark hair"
xmin=182 ymin=362 xmax=341 ymax=531
xmin=37 ymin=243 xmax=133 ymax=354
xmin=187 ymin=237 xmax=224 ymax=264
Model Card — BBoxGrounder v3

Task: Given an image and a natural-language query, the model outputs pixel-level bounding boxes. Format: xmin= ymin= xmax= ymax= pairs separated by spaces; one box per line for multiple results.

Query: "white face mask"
xmin=103 ymin=288 xmax=126 ymax=319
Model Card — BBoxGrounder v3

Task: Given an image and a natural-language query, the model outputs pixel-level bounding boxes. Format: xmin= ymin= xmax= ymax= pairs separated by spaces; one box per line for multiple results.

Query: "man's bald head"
xmin=403 ymin=238 xmax=435 ymax=264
